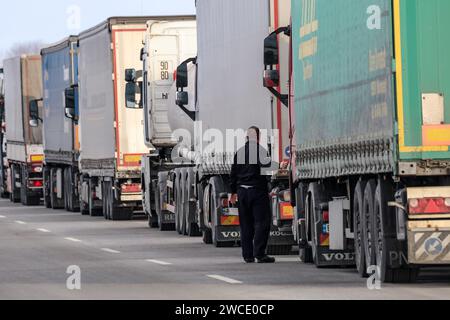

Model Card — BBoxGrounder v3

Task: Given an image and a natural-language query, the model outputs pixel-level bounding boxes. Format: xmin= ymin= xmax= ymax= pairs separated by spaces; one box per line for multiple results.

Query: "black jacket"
xmin=230 ymin=141 xmax=271 ymax=193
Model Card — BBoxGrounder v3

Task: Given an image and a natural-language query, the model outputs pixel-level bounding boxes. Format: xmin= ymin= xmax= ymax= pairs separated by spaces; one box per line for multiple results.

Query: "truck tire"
xmin=299 ymin=247 xmax=313 ymax=263
xmin=10 ymin=165 xmax=21 ymax=203
xmin=174 ymin=171 xmax=182 ymax=234
xmin=353 ymin=180 xmax=367 ymax=277
xmin=64 ymin=167 xmax=80 ymax=213
xmin=20 ymin=166 xmax=40 ymax=206
xmin=373 ymin=180 xmax=418 ymax=283
xmin=149 ymin=212 xmax=159 ymax=228
xmin=307 ymin=183 xmax=328 ymax=267
xmin=185 ymin=170 xmax=200 ymax=237
xmin=43 ymin=167 xmax=52 ymax=208
xmin=88 ymin=178 xmax=102 ymax=217
xmin=202 ymin=184 xmax=213 ymax=244
xmin=50 ymin=168 xmax=64 ymax=209
xmin=106 ymin=180 xmax=133 ymax=221
xmin=362 ymin=180 xmax=377 ymax=271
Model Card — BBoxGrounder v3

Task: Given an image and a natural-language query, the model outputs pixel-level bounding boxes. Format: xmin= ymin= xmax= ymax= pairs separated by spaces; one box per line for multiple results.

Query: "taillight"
xmin=30 ymin=180 xmax=43 ymax=188
xmin=409 ymin=198 xmax=450 ymax=215
xmin=121 ymin=183 xmax=141 ymax=193
xmin=322 ymin=210 xmax=329 ymax=222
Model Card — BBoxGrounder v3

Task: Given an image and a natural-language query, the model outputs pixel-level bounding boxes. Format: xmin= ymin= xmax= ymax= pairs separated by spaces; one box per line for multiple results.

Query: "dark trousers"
xmin=237 ymin=187 xmax=271 ymax=259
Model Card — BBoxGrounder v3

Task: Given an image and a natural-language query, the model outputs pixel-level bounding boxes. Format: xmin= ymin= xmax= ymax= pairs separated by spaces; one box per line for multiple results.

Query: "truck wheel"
xmin=267 ymin=245 xmax=292 ymax=255
xmin=362 ymin=180 xmax=377 ymax=271
xmin=43 ymin=167 xmax=51 ymax=208
xmin=88 ymin=179 xmax=102 ymax=217
xmin=10 ymin=165 xmax=21 ymax=203
xmin=373 ymin=180 xmax=416 ymax=283
xmin=149 ymin=211 xmax=159 ymax=228
xmin=107 ymin=181 xmax=133 ymax=221
xmin=20 ymin=165 xmax=39 ymax=206
xmin=307 ymin=183 xmax=328 ymax=267
xmin=353 ymin=180 xmax=367 ymax=277
xmin=50 ymin=168 xmax=64 ymax=209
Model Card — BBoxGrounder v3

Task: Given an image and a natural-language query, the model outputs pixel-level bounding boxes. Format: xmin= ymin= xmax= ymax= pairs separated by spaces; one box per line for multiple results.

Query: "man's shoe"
xmin=256 ymin=255 xmax=276 ymax=263
xmin=244 ymin=258 xmax=255 ymax=263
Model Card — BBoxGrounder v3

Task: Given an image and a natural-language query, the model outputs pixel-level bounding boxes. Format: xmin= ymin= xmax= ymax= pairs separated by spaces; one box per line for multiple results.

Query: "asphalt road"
xmin=1 ymin=199 xmax=449 ymax=300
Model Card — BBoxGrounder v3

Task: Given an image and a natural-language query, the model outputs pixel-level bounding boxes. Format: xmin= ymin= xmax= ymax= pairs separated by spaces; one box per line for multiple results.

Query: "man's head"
xmin=247 ymin=126 xmax=260 ymax=142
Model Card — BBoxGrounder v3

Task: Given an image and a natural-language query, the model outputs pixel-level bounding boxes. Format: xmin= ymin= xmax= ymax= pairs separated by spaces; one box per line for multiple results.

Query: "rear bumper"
xmin=408 ymin=220 xmax=450 ymax=265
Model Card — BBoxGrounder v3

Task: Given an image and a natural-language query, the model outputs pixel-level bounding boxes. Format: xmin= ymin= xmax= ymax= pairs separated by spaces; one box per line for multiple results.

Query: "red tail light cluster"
xmin=409 ymin=197 xmax=450 ymax=215
xmin=30 ymin=180 xmax=43 ymax=188
xmin=121 ymin=183 xmax=141 ymax=194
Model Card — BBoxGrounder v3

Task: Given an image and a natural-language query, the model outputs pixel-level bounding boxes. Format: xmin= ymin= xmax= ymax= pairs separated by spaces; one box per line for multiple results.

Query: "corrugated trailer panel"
xmin=42 ymin=38 xmax=78 ymax=164
xmin=292 ymin=0 xmax=395 ymax=179
xmin=196 ymin=0 xmax=273 ymax=145
xmin=396 ymin=0 xmax=450 ymax=160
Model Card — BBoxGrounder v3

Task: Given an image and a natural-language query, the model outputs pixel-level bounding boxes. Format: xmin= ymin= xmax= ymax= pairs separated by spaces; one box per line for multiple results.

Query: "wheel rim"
xmin=363 ymin=186 xmax=375 ymax=267
xmin=354 ymin=196 xmax=363 ymax=271
xmin=375 ymin=198 xmax=383 ymax=270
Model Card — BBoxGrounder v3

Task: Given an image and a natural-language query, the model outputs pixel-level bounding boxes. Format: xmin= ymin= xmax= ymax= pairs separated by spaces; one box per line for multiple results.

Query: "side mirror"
xmin=140 ymin=48 xmax=145 ymax=62
xmin=29 ymin=119 xmax=38 ymax=128
xmin=176 ymin=63 xmax=188 ymax=89
xmin=64 ymin=86 xmax=77 ymax=120
xmin=125 ymin=82 xmax=143 ymax=109
xmin=29 ymin=99 xmax=40 ymax=122
xmin=264 ymin=33 xmax=279 ymax=66
xmin=125 ymin=68 xmax=137 ymax=82
xmin=176 ymin=91 xmax=189 ymax=106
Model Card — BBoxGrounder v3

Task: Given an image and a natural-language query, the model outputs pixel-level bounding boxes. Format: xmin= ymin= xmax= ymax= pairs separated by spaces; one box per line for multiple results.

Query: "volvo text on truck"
xmin=264 ymin=0 xmax=450 ymax=282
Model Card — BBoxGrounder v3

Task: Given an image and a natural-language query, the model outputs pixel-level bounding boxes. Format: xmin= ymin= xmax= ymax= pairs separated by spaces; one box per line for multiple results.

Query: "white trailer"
xmin=149 ymin=0 xmax=295 ymax=251
xmin=124 ymin=18 xmax=197 ymax=230
xmin=3 ymin=56 xmax=44 ymax=206
xmin=78 ymin=17 xmax=152 ymax=219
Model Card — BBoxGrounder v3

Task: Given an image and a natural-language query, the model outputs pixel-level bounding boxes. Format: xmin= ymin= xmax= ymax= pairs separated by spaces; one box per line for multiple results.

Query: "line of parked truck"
xmin=1 ymin=0 xmax=450 ymax=283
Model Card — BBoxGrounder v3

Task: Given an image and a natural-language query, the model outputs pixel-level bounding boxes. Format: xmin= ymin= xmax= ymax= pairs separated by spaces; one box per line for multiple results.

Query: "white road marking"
xmin=146 ymin=259 xmax=172 ymax=266
xmin=36 ymin=228 xmax=51 ymax=233
xmin=64 ymin=237 xmax=82 ymax=243
xmin=207 ymin=275 xmax=242 ymax=284
xmin=101 ymin=248 xmax=121 ymax=254
xmin=0 ymin=215 xmax=6 ymax=218
xmin=15 ymin=220 xmax=26 ymax=225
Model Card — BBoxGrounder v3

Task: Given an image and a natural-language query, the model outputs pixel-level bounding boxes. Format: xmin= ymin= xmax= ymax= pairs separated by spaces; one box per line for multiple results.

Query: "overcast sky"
xmin=0 ymin=0 xmax=196 ymax=63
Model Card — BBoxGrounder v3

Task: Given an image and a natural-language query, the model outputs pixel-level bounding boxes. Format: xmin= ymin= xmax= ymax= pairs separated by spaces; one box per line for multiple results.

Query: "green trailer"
xmin=264 ymin=0 xmax=450 ymax=283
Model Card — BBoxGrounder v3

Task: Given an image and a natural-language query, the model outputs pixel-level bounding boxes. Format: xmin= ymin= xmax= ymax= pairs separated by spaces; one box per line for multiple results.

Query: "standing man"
xmin=230 ymin=127 xmax=275 ymax=263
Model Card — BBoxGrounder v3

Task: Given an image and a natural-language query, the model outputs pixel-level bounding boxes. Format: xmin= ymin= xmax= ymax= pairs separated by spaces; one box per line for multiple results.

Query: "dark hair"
xmin=247 ymin=126 xmax=260 ymax=140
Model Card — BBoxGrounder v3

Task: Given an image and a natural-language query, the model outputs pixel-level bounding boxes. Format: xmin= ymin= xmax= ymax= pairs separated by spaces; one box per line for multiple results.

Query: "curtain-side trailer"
xmin=77 ymin=17 xmax=156 ymax=220
xmin=160 ymin=0 xmax=295 ymax=251
xmin=32 ymin=36 xmax=81 ymax=212
xmin=265 ymin=0 xmax=450 ymax=282
xmin=3 ymin=56 xmax=44 ymax=206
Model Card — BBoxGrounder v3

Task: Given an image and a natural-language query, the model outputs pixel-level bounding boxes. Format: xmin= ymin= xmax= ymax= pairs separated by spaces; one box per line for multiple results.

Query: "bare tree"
xmin=6 ymin=41 xmax=45 ymax=58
